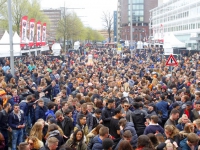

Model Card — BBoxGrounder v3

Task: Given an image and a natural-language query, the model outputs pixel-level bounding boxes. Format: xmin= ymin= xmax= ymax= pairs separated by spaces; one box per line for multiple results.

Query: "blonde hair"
xmin=26 ymin=136 xmax=41 ymax=149
xmin=30 ymin=122 xmax=43 ymax=141
xmin=164 ymin=125 xmax=179 ymax=139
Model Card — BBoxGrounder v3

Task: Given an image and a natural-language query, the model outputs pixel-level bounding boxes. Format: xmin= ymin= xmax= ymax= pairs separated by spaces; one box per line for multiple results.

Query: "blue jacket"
xmin=19 ymin=100 xmax=29 ymax=116
xmin=8 ymin=110 xmax=25 ymax=130
xmin=52 ymin=84 xmax=60 ymax=98
xmin=35 ymin=106 xmax=48 ymax=121
xmin=45 ymin=110 xmax=56 ymax=120
xmin=156 ymin=100 xmax=169 ymax=119
xmin=180 ymin=138 xmax=198 ymax=150
xmin=66 ymin=86 xmax=71 ymax=96
xmin=88 ymin=135 xmax=103 ymax=150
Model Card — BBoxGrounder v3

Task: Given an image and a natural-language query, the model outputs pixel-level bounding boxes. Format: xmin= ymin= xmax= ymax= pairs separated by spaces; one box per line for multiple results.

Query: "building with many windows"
xmin=150 ymin=0 xmax=200 ymax=50
xmin=42 ymin=9 xmax=61 ymax=40
xmin=117 ymin=0 xmax=158 ymax=42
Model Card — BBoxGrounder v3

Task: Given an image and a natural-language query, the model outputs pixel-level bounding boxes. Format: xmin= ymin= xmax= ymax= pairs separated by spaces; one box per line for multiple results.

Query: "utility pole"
xmin=130 ymin=0 xmax=133 ymax=57
xmin=8 ymin=0 xmax=14 ymax=75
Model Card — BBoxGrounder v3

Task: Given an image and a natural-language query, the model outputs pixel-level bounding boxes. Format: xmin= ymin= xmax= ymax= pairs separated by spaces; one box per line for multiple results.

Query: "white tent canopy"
xmin=163 ymin=32 xmax=185 ymax=48
xmin=0 ymin=31 xmax=21 ymax=57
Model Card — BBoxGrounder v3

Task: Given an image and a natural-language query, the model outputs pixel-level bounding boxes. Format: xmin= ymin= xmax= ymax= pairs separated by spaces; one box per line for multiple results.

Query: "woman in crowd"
xmin=164 ymin=125 xmax=180 ymax=147
xmin=65 ymin=129 xmax=87 ymax=150
xmin=118 ymin=140 xmax=133 ymax=150
xmin=135 ymin=135 xmax=155 ymax=150
xmin=86 ymin=124 xmax=104 ymax=142
xmin=30 ymin=122 xmax=44 ymax=141
xmin=45 ymin=123 xmax=64 ymax=148
xmin=26 ymin=136 xmax=45 ymax=150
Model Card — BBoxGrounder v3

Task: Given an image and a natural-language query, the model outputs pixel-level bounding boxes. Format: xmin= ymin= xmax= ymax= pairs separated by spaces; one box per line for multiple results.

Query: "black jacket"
xmin=101 ymin=107 xmax=114 ymax=128
xmin=57 ymin=116 xmax=73 ymax=137
xmin=0 ymin=110 xmax=9 ymax=130
xmin=35 ymin=106 xmax=48 ymax=121
xmin=132 ymin=109 xmax=146 ymax=136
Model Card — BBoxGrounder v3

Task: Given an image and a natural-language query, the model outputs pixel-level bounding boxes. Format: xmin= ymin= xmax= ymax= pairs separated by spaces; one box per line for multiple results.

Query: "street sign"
xmin=166 ymin=54 xmax=178 ymax=66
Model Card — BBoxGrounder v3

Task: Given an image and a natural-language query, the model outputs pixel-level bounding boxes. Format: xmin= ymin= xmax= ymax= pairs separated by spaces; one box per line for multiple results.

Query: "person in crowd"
xmin=92 ymin=108 xmax=102 ymax=128
xmin=109 ymin=108 xmax=122 ymax=144
xmin=86 ymin=124 xmax=104 ymax=142
xmin=30 ymin=122 xmax=44 ymax=141
xmin=55 ymin=111 xmax=73 ymax=141
xmin=45 ymin=102 xmax=57 ymax=119
xmin=73 ymin=103 xmax=81 ymax=126
xmin=18 ymin=142 xmax=30 ymax=150
xmin=102 ymin=138 xmax=114 ymax=150
xmin=156 ymin=94 xmax=169 ymax=127
xmin=45 ymin=124 xmax=64 ymax=148
xmin=56 ymin=101 xmax=69 ymax=115
xmin=87 ymin=126 xmax=110 ymax=150
xmin=0 ymin=102 xmax=12 ymax=150
xmin=176 ymin=114 xmax=190 ymax=131
xmin=180 ymin=133 xmax=199 ymax=150
xmin=39 ymin=92 xmax=50 ymax=107
xmin=118 ymin=118 xmax=137 ymax=148
xmin=45 ymin=137 xmax=59 ymax=150
xmin=8 ymin=104 xmax=25 ymax=150
xmin=121 ymin=101 xmax=133 ymax=122
xmin=180 ymin=101 xmax=194 ymax=122
xmin=115 ymin=130 xmax=133 ymax=150
xmin=74 ymin=114 xmax=89 ymax=141
xmin=192 ymin=100 xmax=200 ymax=120
xmin=101 ymin=99 xmax=115 ymax=128
xmin=118 ymin=140 xmax=133 ymax=150
xmin=77 ymin=103 xmax=93 ymax=131
xmin=0 ymin=132 xmax=5 ymax=150
xmin=135 ymin=135 xmax=155 ymax=150
xmin=132 ymin=102 xmax=146 ymax=136
xmin=65 ymin=129 xmax=87 ymax=150
xmin=144 ymin=115 xmax=164 ymax=135
xmin=165 ymin=109 xmax=180 ymax=126
xmin=26 ymin=136 xmax=45 ymax=150
xmin=164 ymin=125 xmax=180 ymax=146
xmin=35 ymin=99 xmax=48 ymax=121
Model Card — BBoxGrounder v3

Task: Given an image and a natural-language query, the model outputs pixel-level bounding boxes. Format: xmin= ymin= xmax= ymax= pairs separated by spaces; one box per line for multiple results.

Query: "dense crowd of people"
xmin=0 ymin=47 xmax=199 ymax=150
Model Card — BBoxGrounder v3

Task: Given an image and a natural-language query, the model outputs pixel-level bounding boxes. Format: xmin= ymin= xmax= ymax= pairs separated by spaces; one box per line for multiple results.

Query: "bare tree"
xmin=102 ymin=11 xmax=113 ymax=43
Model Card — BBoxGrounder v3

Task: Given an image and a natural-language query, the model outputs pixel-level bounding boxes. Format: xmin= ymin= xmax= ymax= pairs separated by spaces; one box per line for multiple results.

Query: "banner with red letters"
xmin=29 ymin=18 xmax=35 ymax=48
xmin=20 ymin=16 xmax=28 ymax=43
xmin=36 ymin=21 xmax=41 ymax=47
xmin=41 ymin=23 xmax=46 ymax=46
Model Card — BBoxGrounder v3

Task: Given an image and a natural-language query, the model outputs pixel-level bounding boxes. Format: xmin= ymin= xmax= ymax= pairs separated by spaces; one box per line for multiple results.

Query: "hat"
xmin=186 ymin=101 xmax=193 ymax=106
xmin=161 ymin=85 xmax=167 ymax=90
xmin=172 ymin=102 xmax=179 ymax=108
xmin=0 ymin=90 xmax=6 ymax=96
xmin=102 ymin=138 xmax=114 ymax=150
xmin=152 ymin=87 xmax=157 ymax=90
xmin=195 ymin=100 xmax=200 ymax=105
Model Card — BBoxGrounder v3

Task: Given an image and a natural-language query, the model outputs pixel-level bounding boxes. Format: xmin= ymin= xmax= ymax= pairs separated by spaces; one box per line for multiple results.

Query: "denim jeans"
xmin=12 ymin=129 xmax=23 ymax=150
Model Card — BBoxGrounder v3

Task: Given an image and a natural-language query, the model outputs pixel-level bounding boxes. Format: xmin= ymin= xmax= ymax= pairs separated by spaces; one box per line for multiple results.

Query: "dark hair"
xmin=71 ymin=129 xmax=84 ymax=148
xmin=159 ymin=94 xmax=165 ymax=100
xmin=134 ymin=96 xmax=143 ymax=102
xmin=132 ymin=102 xmax=140 ymax=109
xmin=147 ymin=133 xmax=159 ymax=147
xmin=137 ymin=135 xmax=154 ymax=149
xmin=114 ymin=108 xmax=121 ymax=115
xmin=64 ymin=108 xmax=72 ymax=115
xmin=3 ymin=103 xmax=10 ymax=109
xmin=47 ymin=123 xmax=58 ymax=132
xmin=94 ymin=108 xmax=102 ymax=114
xmin=151 ymin=115 xmax=159 ymax=124
xmin=102 ymin=138 xmax=114 ymax=150
xmin=48 ymin=102 xmax=56 ymax=110
xmin=118 ymin=140 xmax=133 ymax=150
xmin=78 ymin=114 xmax=86 ymax=120
xmin=170 ymin=109 xmax=179 ymax=115
xmin=61 ymin=101 xmax=68 ymax=107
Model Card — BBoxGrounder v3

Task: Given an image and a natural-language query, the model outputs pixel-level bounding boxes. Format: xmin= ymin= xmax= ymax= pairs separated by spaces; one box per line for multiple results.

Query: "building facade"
xmin=150 ymin=0 xmax=200 ymax=50
xmin=117 ymin=0 xmax=158 ymax=42
xmin=113 ymin=11 xmax=117 ymax=42
xmin=42 ymin=9 xmax=61 ymax=40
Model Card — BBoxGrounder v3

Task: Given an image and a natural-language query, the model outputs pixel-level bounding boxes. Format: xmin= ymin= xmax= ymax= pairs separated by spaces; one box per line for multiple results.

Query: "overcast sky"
xmin=40 ymin=0 xmax=118 ymax=30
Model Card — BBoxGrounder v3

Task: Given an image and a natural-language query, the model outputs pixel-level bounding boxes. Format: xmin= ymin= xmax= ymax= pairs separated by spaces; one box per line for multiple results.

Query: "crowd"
xmin=0 ymin=47 xmax=199 ymax=150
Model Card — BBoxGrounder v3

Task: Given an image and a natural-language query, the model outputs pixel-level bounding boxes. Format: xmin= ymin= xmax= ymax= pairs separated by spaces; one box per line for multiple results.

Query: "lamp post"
xmin=130 ymin=0 xmax=133 ymax=57
xmin=8 ymin=0 xmax=14 ymax=75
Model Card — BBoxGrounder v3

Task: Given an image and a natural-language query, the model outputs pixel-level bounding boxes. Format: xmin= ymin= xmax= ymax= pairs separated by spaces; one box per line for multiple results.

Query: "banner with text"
xmin=36 ymin=21 xmax=41 ymax=47
xmin=29 ymin=18 xmax=35 ymax=48
xmin=20 ymin=16 xmax=28 ymax=43
xmin=42 ymin=23 xmax=46 ymax=46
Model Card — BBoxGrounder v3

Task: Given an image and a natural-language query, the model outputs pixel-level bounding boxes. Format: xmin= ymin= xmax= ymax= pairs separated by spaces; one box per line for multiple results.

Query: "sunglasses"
xmin=124 ymin=105 xmax=129 ymax=107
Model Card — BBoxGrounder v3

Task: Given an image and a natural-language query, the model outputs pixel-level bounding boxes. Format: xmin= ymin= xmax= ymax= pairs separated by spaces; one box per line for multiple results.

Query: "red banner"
xmin=29 ymin=18 xmax=35 ymax=48
xmin=20 ymin=16 xmax=28 ymax=48
xmin=41 ymin=23 xmax=46 ymax=46
xmin=36 ymin=21 xmax=41 ymax=47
